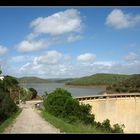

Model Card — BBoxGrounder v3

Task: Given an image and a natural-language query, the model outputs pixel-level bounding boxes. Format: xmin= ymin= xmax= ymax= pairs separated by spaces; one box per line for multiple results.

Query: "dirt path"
xmin=4 ymin=101 xmax=60 ymax=134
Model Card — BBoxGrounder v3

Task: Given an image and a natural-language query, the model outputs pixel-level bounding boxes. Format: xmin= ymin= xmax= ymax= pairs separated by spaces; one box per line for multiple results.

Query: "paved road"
xmin=4 ymin=101 xmax=60 ymax=134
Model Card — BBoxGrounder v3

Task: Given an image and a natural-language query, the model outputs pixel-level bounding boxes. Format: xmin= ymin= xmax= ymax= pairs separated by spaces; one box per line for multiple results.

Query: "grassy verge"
xmin=41 ymin=110 xmax=108 ymax=134
xmin=0 ymin=108 xmax=22 ymax=133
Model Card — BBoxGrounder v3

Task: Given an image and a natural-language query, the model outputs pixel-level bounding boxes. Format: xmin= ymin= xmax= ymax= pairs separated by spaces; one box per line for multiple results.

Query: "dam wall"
xmin=77 ymin=93 xmax=140 ymax=133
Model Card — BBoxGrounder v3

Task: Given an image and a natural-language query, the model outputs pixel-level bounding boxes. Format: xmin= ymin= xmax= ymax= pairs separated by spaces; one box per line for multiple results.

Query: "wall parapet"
xmin=75 ymin=93 xmax=140 ymax=101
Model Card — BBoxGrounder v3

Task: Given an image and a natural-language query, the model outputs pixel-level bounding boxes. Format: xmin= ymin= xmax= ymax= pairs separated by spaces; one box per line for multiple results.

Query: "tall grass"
xmin=41 ymin=110 xmax=108 ymax=134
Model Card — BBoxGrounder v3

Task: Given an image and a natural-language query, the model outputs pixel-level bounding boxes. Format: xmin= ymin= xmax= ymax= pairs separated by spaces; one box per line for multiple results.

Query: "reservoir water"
xmin=20 ymin=83 xmax=106 ymax=97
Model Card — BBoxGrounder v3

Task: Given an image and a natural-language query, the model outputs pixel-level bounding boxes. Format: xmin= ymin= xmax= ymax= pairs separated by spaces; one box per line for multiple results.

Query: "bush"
xmin=28 ymin=88 xmax=37 ymax=99
xmin=101 ymin=119 xmax=112 ymax=132
xmin=44 ymin=88 xmax=72 ymax=117
xmin=0 ymin=90 xmax=18 ymax=123
xmin=43 ymin=88 xmax=124 ymax=133
xmin=111 ymin=124 xmax=125 ymax=133
xmin=43 ymin=88 xmax=95 ymax=125
xmin=0 ymin=76 xmax=19 ymax=124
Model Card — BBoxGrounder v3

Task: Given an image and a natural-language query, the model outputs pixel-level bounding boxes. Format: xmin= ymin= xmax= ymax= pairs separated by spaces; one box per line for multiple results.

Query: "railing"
xmin=75 ymin=93 xmax=140 ymax=101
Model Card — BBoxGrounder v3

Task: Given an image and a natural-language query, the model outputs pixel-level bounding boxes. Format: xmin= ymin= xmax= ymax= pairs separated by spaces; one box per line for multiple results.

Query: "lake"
xmin=19 ymin=83 xmax=106 ymax=97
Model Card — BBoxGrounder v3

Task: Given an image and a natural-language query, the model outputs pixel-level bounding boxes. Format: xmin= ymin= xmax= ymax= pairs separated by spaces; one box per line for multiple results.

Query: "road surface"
xmin=4 ymin=100 xmax=61 ymax=134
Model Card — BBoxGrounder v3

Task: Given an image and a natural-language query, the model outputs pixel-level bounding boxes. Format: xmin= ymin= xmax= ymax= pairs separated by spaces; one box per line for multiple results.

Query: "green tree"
xmin=43 ymin=88 xmax=95 ymax=124
xmin=0 ymin=70 xmax=2 ymax=75
xmin=28 ymin=88 xmax=38 ymax=99
xmin=0 ymin=89 xmax=18 ymax=123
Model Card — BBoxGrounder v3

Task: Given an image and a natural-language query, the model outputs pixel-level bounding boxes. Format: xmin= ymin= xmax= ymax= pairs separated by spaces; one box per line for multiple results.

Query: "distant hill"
xmin=17 ymin=77 xmax=50 ymax=83
xmin=66 ymin=73 xmax=131 ymax=86
xmin=107 ymin=74 xmax=140 ymax=93
xmin=48 ymin=78 xmax=76 ymax=83
xmin=17 ymin=77 xmax=75 ymax=83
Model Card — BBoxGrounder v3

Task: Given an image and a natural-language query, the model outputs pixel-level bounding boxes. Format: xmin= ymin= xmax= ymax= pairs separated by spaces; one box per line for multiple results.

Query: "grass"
xmin=0 ymin=108 xmax=22 ymax=133
xmin=41 ymin=109 xmax=108 ymax=134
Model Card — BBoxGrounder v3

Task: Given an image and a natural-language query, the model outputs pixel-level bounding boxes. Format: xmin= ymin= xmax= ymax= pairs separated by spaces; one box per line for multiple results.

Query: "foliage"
xmin=107 ymin=74 xmax=140 ymax=93
xmin=0 ymin=70 xmax=2 ymax=75
xmin=28 ymin=88 xmax=38 ymax=99
xmin=0 ymin=90 xmax=18 ymax=123
xmin=43 ymin=88 xmax=124 ymax=133
xmin=41 ymin=110 xmax=107 ymax=134
xmin=111 ymin=124 xmax=125 ymax=133
xmin=17 ymin=76 xmax=50 ymax=83
xmin=0 ymin=108 xmax=22 ymax=133
xmin=66 ymin=73 xmax=130 ymax=87
xmin=0 ymin=75 xmax=19 ymax=124
xmin=44 ymin=88 xmax=94 ymax=124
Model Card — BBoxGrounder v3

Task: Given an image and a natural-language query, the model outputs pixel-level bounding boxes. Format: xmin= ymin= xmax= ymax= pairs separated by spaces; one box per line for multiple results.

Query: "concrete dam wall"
xmin=77 ymin=94 xmax=140 ymax=133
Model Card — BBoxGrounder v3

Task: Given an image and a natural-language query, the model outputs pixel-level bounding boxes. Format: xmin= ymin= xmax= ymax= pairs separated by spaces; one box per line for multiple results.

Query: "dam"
xmin=76 ymin=93 xmax=140 ymax=133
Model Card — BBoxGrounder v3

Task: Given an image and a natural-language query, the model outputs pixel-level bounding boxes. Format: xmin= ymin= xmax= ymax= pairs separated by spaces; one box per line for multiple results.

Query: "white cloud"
xmin=30 ymin=9 xmax=82 ymax=35
xmin=10 ymin=55 xmax=34 ymax=63
xmin=77 ymin=53 xmax=96 ymax=62
xmin=16 ymin=9 xmax=84 ymax=53
xmin=106 ymin=9 xmax=140 ymax=29
xmin=0 ymin=45 xmax=8 ymax=55
xmin=67 ymin=34 xmax=82 ymax=42
xmin=33 ymin=50 xmax=62 ymax=65
xmin=16 ymin=39 xmax=50 ymax=53
xmin=13 ymin=58 xmax=140 ymax=78
xmin=93 ymin=61 xmax=117 ymax=66
xmin=124 ymin=52 xmax=138 ymax=61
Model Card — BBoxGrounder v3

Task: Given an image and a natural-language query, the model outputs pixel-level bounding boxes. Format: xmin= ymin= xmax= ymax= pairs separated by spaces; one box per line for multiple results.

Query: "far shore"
xmin=65 ymin=84 xmax=107 ymax=89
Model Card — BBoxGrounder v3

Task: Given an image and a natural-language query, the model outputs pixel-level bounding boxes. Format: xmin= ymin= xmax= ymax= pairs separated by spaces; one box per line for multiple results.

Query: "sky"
xmin=0 ymin=7 xmax=140 ymax=78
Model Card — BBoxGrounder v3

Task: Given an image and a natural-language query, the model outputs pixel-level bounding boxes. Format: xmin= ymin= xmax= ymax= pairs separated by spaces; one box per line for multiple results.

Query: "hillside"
xmin=48 ymin=78 xmax=75 ymax=83
xmin=107 ymin=74 xmax=140 ymax=93
xmin=66 ymin=73 xmax=131 ymax=86
xmin=17 ymin=77 xmax=50 ymax=83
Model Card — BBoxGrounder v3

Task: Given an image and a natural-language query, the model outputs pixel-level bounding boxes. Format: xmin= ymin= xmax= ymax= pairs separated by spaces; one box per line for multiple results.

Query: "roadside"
xmin=3 ymin=100 xmax=60 ymax=134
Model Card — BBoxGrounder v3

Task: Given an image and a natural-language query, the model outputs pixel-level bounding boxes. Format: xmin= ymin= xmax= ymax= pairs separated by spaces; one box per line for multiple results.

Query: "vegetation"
xmin=0 ymin=76 xmax=19 ymax=124
xmin=0 ymin=75 xmax=19 ymax=92
xmin=0 ymin=108 xmax=22 ymax=133
xmin=43 ymin=88 xmax=124 ymax=133
xmin=17 ymin=76 xmax=75 ymax=84
xmin=48 ymin=78 xmax=76 ymax=83
xmin=28 ymin=88 xmax=38 ymax=99
xmin=17 ymin=76 xmax=50 ymax=83
xmin=19 ymin=87 xmax=41 ymax=101
xmin=66 ymin=73 xmax=130 ymax=87
xmin=107 ymin=74 xmax=140 ymax=93
xmin=41 ymin=110 xmax=107 ymax=133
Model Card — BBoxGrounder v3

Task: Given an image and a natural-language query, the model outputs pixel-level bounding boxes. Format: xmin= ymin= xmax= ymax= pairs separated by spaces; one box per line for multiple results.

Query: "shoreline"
xmin=65 ymin=84 xmax=107 ymax=89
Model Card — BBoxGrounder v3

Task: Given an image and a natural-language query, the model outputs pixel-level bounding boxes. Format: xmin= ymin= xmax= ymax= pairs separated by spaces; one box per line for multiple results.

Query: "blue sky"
xmin=0 ymin=7 xmax=140 ymax=78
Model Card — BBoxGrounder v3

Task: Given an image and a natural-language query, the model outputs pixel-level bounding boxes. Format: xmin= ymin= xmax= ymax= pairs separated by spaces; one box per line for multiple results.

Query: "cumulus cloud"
xmin=0 ymin=45 xmax=8 ymax=55
xmin=17 ymin=59 xmax=140 ymax=78
xmin=15 ymin=9 xmax=83 ymax=53
xmin=77 ymin=53 xmax=96 ymax=62
xmin=33 ymin=50 xmax=62 ymax=65
xmin=124 ymin=52 xmax=138 ymax=61
xmin=106 ymin=9 xmax=140 ymax=29
xmin=16 ymin=39 xmax=50 ymax=53
xmin=67 ymin=34 xmax=82 ymax=42
xmin=10 ymin=55 xmax=34 ymax=63
xmin=30 ymin=9 xmax=82 ymax=35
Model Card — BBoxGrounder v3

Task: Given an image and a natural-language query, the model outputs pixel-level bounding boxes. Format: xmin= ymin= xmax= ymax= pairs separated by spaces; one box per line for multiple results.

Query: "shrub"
xmin=43 ymin=88 xmax=124 ymax=133
xmin=0 ymin=76 xmax=19 ymax=124
xmin=28 ymin=88 xmax=37 ymax=99
xmin=111 ymin=124 xmax=124 ymax=133
xmin=0 ymin=90 xmax=18 ymax=123
xmin=43 ymin=88 xmax=95 ymax=124
xmin=101 ymin=119 xmax=112 ymax=132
